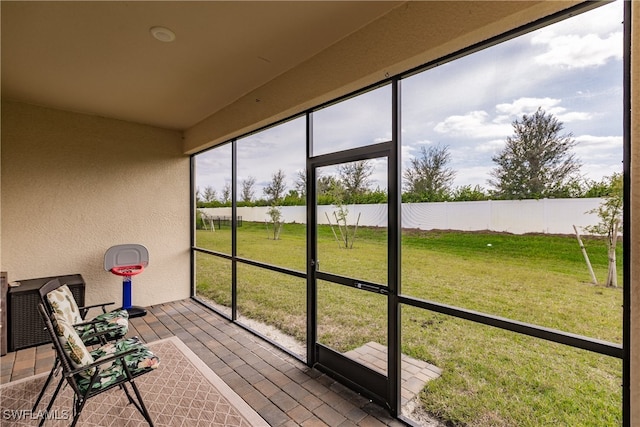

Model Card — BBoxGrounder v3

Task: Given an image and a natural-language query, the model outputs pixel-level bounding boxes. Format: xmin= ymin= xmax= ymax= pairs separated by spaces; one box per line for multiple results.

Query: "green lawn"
xmin=195 ymin=222 xmax=623 ymax=426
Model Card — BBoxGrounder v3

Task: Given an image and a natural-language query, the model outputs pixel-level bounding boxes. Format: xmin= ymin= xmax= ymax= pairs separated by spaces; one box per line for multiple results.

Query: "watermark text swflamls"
xmin=2 ymin=409 xmax=71 ymax=421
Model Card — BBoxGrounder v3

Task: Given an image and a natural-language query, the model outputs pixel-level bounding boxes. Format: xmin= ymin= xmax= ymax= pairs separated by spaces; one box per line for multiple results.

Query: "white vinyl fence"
xmin=200 ymin=198 xmax=607 ymax=235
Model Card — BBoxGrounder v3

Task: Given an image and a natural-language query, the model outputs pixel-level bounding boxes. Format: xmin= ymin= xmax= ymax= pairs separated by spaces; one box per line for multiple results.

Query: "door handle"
xmin=355 ymin=282 xmax=389 ymax=294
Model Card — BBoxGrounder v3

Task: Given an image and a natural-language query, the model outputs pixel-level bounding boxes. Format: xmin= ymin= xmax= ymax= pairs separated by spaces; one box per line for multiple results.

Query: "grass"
xmin=195 ymin=222 xmax=623 ymax=426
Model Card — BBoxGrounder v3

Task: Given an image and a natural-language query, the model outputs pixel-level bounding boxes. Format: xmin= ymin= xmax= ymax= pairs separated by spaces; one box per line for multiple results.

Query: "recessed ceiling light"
xmin=150 ymin=26 xmax=176 ymax=43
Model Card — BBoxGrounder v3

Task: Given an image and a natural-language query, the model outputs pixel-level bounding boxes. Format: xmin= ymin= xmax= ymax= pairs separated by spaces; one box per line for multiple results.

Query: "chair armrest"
xmin=79 ymin=302 xmax=116 ymax=318
xmin=72 ymin=318 xmax=106 ymax=328
xmin=72 ymin=319 xmax=124 ymax=342
xmin=67 ymin=347 xmax=140 ymax=376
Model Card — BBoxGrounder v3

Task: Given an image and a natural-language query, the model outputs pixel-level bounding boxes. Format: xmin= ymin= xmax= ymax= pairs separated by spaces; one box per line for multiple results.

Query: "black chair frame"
xmin=33 ymin=278 xmax=125 ymax=414
xmin=36 ymin=303 xmax=154 ymax=427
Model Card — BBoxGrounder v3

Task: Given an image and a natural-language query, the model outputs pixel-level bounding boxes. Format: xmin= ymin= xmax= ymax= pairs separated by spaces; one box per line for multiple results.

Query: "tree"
xmin=317 ymin=175 xmax=342 ymax=196
xmin=221 ymin=183 xmax=231 ymax=204
xmin=325 ymin=202 xmax=361 ymax=249
xmin=403 ymin=144 xmax=456 ymax=201
xmin=488 ymin=108 xmax=582 ymax=199
xmin=266 ymin=205 xmax=283 ymax=240
xmin=202 ymin=186 xmax=217 ymax=203
xmin=582 ymin=176 xmax=617 ymax=198
xmin=316 ymin=175 xmax=344 ymax=205
xmin=241 ymin=176 xmax=256 ymax=203
xmin=264 ymin=170 xmax=287 ymax=240
xmin=337 ymin=160 xmax=373 ymax=202
xmin=264 ymin=169 xmax=287 ymax=203
xmin=294 ymin=169 xmax=307 ymax=198
xmin=585 ymin=172 xmax=623 ymax=287
xmin=451 ymin=185 xmax=488 ymax=201
xmin=282 ymin=190 xmax=304 ymax=205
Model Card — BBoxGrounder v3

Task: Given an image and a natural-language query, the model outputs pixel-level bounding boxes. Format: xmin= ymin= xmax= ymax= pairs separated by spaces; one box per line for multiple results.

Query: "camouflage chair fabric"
xmin=46 ymin=284 xmax=129 ymax=345
xmin=52 ymin=313 xmax=159 ymax=395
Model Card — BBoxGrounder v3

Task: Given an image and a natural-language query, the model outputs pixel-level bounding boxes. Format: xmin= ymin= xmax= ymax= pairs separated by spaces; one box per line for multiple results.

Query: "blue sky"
xmin=196 ymin=0 xmax=623 ymax=198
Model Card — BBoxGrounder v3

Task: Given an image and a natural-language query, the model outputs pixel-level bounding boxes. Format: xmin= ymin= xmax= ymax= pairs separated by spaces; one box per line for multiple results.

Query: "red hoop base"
xmin=110 ymin=264 xmax=145 ymax=277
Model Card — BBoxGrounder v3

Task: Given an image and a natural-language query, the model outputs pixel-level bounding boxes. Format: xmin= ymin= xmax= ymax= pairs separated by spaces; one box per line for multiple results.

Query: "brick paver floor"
xmin=1 ymin=299 xmax=422 ymax=426
xmin=344 ymin=341 xmax=442 ymax=407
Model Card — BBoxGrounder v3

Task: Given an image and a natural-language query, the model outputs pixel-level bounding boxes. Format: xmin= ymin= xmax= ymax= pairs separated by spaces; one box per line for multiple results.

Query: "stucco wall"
xmin=1 ymin=101 xmax=190 ymax=308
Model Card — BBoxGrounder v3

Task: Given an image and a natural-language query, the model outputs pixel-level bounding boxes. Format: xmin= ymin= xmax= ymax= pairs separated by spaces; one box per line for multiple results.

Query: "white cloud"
xmin=575 ymin=134 xmax=622 ymax=146
xmin=555 ymin=111 xmax=593 ymax=123
xmin=573 ymin=135 xmax=622 ymax=180
xmin=402 ymin=140 xmax=433 ymax=159
xmin=434 ymin=97 xmax=592 ymax=142
xmin=574 ymin=135 xmax=623 ymax=158
xmin=495 ymin=97 xmax=561 ymax=116
xmin=532 ymin=31 xmax=622 ymax=69
xmin=453 ymin=166 xmax=494 ymax=188
xmin=374 ymin=133 xmax=393 ymax=144
xmin=495 ymin=97 xmax=594 ymax=125
xmin=434 ymin=111 xmax=512 ymax=139
xmin=474 ymin=139 xmax=505 ymax=154
xmin=530 ymin=0 xmax=623 ymax=71
xmin=581 ymin=164 xmax=622 ymax=182
xmin=539 ymin=1 xmax=623 ymax=37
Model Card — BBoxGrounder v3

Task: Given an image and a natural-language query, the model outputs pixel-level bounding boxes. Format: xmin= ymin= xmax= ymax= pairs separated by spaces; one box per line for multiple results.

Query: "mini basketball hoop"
xmin=104 ymin=244 xmax=149 ymax=318
xmin=111 ymin=264 xmax=145 ymax=277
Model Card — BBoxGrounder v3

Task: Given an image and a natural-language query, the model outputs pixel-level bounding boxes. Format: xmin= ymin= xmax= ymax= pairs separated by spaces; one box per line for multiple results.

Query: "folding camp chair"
xmin=36 ymin=303 xmax=158 ymax=426
xmin=33 ymin=278 xmax=129 ymax=413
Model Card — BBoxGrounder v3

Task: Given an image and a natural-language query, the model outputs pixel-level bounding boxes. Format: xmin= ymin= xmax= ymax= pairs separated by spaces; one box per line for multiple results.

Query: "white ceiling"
xmin=1 ymin=1 xmax=402 ymax=131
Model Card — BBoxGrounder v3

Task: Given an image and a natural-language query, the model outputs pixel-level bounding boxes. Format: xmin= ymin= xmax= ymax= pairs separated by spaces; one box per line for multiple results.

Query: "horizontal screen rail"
xmin=192 ymin=246 xmax=306 ymax=279
xmin=316 ymin=271 xmax=389 ymax=295
xmin=400 ymin=295 xmax=623 ymax=359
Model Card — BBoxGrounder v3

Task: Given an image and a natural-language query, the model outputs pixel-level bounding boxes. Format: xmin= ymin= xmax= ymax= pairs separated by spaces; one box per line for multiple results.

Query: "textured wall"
xmin=1 ymin=101 xmax=190 ymax=308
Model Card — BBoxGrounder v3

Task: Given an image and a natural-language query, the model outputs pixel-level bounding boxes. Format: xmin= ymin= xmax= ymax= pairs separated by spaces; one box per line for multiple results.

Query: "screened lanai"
xmin=1 ymin=1 xmax=638 ymax=426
